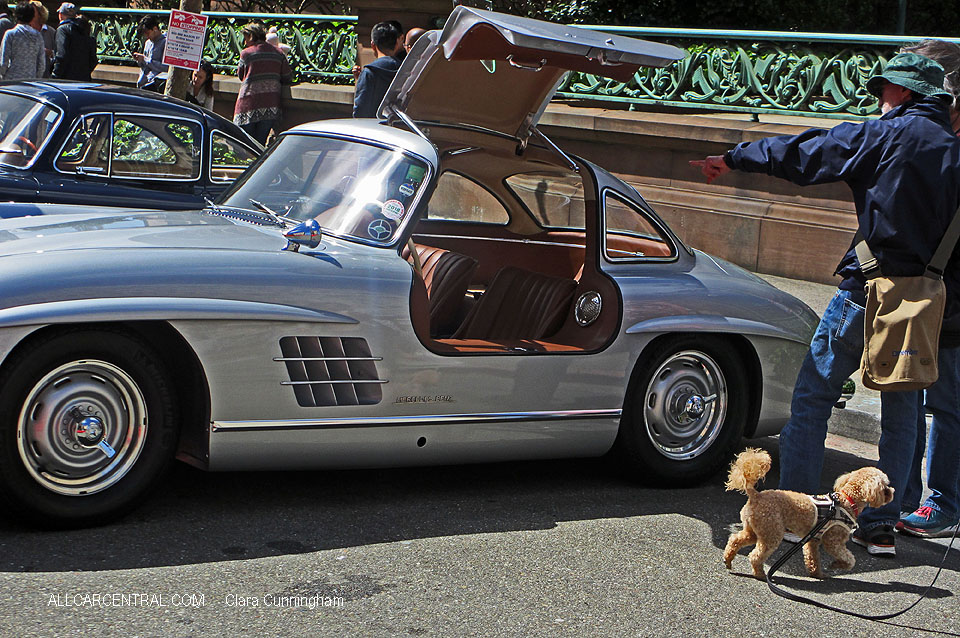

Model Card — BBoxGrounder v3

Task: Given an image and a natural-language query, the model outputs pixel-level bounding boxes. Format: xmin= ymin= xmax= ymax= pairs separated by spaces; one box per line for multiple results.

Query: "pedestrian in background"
xmin=265 ymin=26 xmax=290 ymax=57
xmin=0 ymin=2 xmax=45 ymax=81
xmin=187 ymin=59 xmax=214 ymax=110
xmin=352 ymin=21 xmax=401 ymax=118
xmin=233 ymin=22 xmax=292 ymax=145
xmin=404 ymin=27 xmax=425 ymax=55
xmin=692 ymin=53 xmax=960 ymax=557
xmin=29 ymin=1 xmax=52 ymax=76
xmin=133 ymin=14 xmax=165 ymax=90
xmin=0 ymin=4 xmax=13 ymax=41
xmin=52 ymin=2 xmax=96 ymax=81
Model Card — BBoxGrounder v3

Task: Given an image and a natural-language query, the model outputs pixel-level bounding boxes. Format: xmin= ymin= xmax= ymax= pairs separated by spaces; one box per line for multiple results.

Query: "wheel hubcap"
xmin=643 ymin=350 xmax=728 ymax=460
xmin=17 ymin=360 xmax=148 ymax=496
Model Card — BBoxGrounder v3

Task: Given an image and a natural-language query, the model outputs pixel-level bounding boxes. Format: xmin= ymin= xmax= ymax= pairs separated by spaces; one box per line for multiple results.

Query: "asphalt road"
xmin=0 ymin=435 xmax=957 ymax=638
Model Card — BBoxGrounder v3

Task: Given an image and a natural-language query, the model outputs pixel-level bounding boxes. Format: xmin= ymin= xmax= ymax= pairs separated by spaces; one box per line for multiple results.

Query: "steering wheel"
xmin=16 ymin=136 xmax=37 ymax=154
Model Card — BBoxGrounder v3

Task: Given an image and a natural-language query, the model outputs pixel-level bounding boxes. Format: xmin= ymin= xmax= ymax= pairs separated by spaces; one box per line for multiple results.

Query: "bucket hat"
xmin=866 ymin=52 xmax=952 ymax=99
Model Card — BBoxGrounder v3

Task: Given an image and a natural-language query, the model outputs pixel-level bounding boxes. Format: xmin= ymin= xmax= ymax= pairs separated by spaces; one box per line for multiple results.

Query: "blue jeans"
xmin=777 ymin=289 xmax=920 ymax=531
xmin=902 ymin=346 xmax=960 ymax=518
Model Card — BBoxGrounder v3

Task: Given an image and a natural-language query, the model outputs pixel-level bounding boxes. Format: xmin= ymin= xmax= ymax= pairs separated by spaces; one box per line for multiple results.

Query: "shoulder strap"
xmin=927 ymin=203 xmax=960 ymax=278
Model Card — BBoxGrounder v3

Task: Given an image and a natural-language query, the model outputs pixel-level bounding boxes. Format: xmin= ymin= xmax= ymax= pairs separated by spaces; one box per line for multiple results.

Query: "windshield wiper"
xmin=249 ymin=199 xmax=288 ymax=227
xmin=203 ymin=197 xmax=286 ymax=229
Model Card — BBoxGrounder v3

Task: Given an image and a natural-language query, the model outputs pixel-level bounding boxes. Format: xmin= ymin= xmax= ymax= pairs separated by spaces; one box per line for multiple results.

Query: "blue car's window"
xmin=56 ymin=114 xmax=202 ymax=180
xmin=506 ymin=171 xmax=586 ymax=230
xmin=56 ymin=114 xmax=110 ymax=174
xmin=109 ymin=117 xmax=201 ymax=179
xmin=0 ymin=93 xmax=60 ymax=169
xmin=220 ymin=134 xmax=429 ymax=246
xmin=210 ymin=132 xmax=258 ymax=183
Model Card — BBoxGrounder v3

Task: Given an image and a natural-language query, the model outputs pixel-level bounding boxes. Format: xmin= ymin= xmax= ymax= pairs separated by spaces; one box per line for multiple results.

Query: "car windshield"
xmin=220 ymin=134 xmax=430 ymax=246
xmin=0 ymin=92 xmax=60 ymax=169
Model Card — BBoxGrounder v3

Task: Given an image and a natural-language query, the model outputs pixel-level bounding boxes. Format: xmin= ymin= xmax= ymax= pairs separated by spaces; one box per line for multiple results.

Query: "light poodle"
xmin=723 ymin=448 xmax=894 ymax=579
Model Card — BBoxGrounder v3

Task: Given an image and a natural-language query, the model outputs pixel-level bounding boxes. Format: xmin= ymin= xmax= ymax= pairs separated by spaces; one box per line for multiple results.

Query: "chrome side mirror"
xmin=283 ymin=219 xmax=322 ymax=252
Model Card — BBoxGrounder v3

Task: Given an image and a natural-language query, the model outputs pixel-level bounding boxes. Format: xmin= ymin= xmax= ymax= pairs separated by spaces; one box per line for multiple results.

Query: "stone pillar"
xmin=350 ymin=0 xmax=452 ymax=67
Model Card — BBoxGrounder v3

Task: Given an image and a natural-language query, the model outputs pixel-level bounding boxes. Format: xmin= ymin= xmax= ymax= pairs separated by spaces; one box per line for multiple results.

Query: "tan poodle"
xmin=722 ymin=448 xmax=894 ymax=579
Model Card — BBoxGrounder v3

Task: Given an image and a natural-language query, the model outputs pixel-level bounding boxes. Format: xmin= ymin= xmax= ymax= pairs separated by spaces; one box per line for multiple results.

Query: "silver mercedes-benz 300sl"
xmin=0 ymin=7 xmax=817 ymax=527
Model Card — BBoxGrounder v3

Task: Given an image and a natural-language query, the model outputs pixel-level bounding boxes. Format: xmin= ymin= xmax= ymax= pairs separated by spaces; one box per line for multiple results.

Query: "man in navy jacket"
xmin=352 ymin=21 xmax=401 ymax=119
xmin=693 ymin=53 xmax=960 ymax=556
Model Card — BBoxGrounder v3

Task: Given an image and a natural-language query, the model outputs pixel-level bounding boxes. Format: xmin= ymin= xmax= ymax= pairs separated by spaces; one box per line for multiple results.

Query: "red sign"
xmin=162 ymin=10 xmax=209 ymax=71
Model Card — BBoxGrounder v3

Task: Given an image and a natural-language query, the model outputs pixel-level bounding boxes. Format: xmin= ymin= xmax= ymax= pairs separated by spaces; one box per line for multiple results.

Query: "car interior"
xmin=402 ymin=125 xmax=675 ymax=355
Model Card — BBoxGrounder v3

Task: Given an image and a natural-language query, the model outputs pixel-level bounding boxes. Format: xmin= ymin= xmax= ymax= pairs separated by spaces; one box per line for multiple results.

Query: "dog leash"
xmin=765 ymin=505 xmax=959 ymax=621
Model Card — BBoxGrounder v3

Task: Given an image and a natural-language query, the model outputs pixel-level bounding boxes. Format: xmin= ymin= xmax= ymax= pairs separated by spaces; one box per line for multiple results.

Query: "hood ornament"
xmin=283 ymin=219 xmax=322 ymax=252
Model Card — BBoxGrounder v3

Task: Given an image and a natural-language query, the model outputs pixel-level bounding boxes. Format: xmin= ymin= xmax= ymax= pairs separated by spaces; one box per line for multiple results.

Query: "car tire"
xmin=0 ymin=329 xmax=178 ymax=528
xmin=615 ymin=336 xmax=748 ymax=486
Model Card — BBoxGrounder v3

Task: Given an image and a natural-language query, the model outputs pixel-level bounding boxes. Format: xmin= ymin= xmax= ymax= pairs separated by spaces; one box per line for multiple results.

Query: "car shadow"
xmin=1 ymin=437 xmax=957 ymax=581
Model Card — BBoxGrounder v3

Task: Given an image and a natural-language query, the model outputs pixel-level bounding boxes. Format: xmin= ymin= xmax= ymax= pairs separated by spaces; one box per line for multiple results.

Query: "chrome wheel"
xmin=642 ymin=350 xmax=728 ymax=461
xmin=16 ymin=360 xmax=148 ymax=496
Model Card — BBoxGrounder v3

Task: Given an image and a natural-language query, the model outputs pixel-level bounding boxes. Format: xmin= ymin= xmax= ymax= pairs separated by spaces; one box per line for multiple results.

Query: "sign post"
xmin=163 ymin=2 xmax=207 ymax=100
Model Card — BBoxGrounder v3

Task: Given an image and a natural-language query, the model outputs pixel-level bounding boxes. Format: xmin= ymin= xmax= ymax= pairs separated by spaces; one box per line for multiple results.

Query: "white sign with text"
xmin=163 ymin=9 xmax=209 ymax=71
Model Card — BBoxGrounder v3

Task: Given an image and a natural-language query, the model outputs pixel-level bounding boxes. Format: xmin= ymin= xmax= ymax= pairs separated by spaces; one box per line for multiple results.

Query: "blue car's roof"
xmin=0 ymin=79 xmax=256 ymax=146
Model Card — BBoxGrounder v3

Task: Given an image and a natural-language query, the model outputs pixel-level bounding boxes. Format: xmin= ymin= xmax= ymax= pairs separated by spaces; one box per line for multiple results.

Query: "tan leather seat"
xmin=406 ymin=244 xmax=479 ymax=337
xmin=453 ymin=266 xmax=578 ymax=340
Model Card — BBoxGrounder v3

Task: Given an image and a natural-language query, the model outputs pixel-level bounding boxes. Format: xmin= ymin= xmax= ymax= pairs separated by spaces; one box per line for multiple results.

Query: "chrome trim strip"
xmin=414 ymin=233 xmax=585 ymax=250
xmin=273 ymin=356 xmax=383 ymax=362
xmin=280 ymin=380 xmax=389 ymax=385
xmin=211 ymin=409 xmax=622 ymax=432
xmin=0 ymin=297 xmax=357 ymax=328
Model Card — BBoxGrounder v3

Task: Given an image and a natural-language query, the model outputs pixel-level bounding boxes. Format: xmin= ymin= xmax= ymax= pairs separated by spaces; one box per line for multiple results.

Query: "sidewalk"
xmin=757 ymin=273 xmax=882 ymax=445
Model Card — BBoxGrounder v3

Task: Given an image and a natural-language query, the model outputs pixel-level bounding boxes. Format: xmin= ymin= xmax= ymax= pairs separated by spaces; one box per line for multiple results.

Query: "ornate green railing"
xmin=84 ymin=8 xmax=356 ymax=84
xmin=82 ymin=9 xmax=960 ymax=118
xmin=563 ymin=27 xmax=960 ymax=119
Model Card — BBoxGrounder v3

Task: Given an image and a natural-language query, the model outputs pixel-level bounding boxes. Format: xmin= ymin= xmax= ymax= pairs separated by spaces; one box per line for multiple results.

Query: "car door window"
xmin=108 ymin=116 xmax=201 ymax=179
xmin=210 ymin=131 xmax=258 ymax=182
xmin=427 ymin=172 xmax=508 ymax=224
xmin=603 ymin=191 xmax=675 ymax=260
xmin=0 ymin=93 xmax=60 ymax=169
xmin=505 ymin=171 xmax=586 ymax=230
xmin=55 ymin=114 xmax=111 ymax=175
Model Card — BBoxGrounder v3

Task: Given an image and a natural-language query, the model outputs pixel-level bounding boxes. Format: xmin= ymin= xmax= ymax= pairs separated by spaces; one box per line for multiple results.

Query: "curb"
xmin=828 ymin=407 xmax=880 ymax=445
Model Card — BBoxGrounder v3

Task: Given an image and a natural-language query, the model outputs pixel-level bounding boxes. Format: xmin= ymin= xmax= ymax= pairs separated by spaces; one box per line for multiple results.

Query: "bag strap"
xmin=854 ymin=232 xmax=881 ymax=279
xmin=927 ymin=202 xmax=960 ymax=278
xmin=856 ymin=203 xmax=960 ymax=280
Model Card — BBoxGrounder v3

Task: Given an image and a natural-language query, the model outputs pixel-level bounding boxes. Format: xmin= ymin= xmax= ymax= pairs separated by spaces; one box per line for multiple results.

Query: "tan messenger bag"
xmin=855 ymin=207 xmax=960 ymax=391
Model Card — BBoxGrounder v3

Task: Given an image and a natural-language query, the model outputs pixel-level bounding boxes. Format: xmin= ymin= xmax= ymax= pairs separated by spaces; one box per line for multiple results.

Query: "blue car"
xmin=0 ymin=80 xmax=262 ymax=214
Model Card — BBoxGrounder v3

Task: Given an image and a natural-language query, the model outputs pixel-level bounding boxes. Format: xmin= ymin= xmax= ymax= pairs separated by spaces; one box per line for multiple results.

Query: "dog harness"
xmin=807 ymin=491 xmax=858 ymax=539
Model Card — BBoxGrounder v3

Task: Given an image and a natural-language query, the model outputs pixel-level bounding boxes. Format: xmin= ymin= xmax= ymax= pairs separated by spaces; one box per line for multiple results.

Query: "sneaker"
xmin=852 ymin=525 xmax=896 ymax=556
xmin=899 ymin=506 xmax=960 ymax=538
xmin=895 ymin=510 xmax=915 ymax=532
xmin=783 ymin=532 xmax=803 ymax=543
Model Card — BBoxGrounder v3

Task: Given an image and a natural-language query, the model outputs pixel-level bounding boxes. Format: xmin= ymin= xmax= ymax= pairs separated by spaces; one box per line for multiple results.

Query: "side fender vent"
xmin=276 ymin=337 xmax=385 ymax=407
